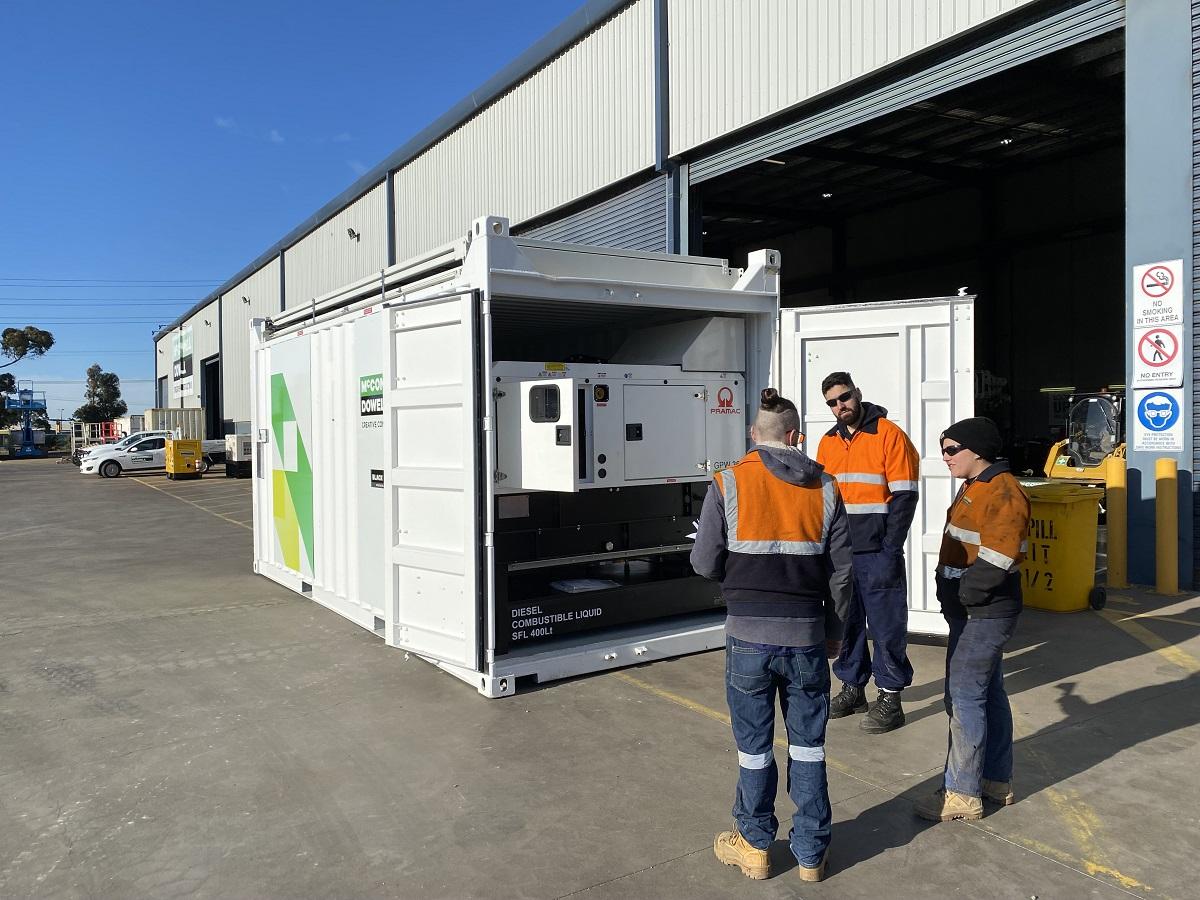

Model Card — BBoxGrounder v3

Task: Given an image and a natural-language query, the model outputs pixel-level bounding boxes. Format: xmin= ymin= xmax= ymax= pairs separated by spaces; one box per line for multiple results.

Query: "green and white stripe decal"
xmin=271 ymin=371 xmax=314 ymax=577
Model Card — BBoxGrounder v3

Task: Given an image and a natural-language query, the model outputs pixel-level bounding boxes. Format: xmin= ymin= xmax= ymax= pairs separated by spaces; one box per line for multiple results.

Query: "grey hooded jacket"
xmin=691 ymin=442 xmax=854 ymax=647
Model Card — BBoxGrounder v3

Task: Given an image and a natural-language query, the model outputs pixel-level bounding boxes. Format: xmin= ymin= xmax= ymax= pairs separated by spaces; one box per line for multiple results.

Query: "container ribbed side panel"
xmin=668 ymin=0 xmax=1037 ymax=157
xmin=1192 ymin=0 xmax=1200 ymax=584
xmin=688 ymin=0 xmax=1124 ymax=183
xmin=393 ymin=0 xmax=654 ymax=262
xmin=284 ymin=183 xmax=388 ymax=310
xmin=220 ymin=257 xmax=280 ymax=428
xmin=516 ymin=176 xmax=667 ymax=251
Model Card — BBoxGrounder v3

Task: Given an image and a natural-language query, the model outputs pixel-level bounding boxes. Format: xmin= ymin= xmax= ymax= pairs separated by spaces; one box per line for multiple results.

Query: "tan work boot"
xmin=914 ymin=788 xmax=983 ymax=821
xmin=714 ymin=829 xmax=769 ymax=880
xmin=982 ymin=779 xmax=1014 ymax=806
xmin=796 ymin=848 xmax=829 ymax=883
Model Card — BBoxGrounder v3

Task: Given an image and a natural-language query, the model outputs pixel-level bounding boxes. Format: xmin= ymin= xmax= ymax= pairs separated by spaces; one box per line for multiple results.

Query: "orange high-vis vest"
xmin=817 ymin=405 xmax=919 ymax=553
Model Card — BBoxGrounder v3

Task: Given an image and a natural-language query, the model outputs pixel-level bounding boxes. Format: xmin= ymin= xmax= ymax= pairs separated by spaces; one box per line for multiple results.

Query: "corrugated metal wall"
xmin=516 ymin=176 xmax=668 ymax=251
xmin=392 ymin=0 xmax=654 ymax=262
xmin=221 ymin=257 xmax=280 ymax=427
xmin=284 ymin=182 xmax=388 ymax=309
xmin=667 ymin=0 xmax=1037 ymax=156
xmin=1192 ymin=0 xmax=1199 ymax=584
xmin=155 ymin=335 xmax=173 ymax=405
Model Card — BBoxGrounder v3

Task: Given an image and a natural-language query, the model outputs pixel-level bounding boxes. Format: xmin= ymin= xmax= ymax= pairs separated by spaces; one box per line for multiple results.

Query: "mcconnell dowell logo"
xmin=360 ymin=374 xmax=383 ymax=416
xmin=710 ymin=386 xmax=737 ymax=415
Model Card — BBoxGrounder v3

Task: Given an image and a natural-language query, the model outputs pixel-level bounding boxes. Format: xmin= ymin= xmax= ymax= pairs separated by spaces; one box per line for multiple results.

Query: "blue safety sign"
xmin=1137 ymin=392 xmax=1180 ymax=432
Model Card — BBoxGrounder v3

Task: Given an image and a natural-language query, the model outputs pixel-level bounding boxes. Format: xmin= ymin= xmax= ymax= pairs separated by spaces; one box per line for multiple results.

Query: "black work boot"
xmin=828 ymin=682 xmax=868 ymax=718
xmin=861 ymin=690 xmax=905 ymax=733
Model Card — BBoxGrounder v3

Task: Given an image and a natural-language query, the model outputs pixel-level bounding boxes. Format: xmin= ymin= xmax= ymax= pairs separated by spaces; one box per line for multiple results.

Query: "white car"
xmin=81 ymin=435 xmax=225 ymax=478
xmin=78 ymin=430 xmax=173 ymax=465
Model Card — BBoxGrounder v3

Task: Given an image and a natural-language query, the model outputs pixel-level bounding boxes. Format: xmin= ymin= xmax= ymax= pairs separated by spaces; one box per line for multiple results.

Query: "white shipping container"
xmin=250 ymin=216 xmax=973 ymax=697
xmin=143 ymin=407 xmax=206 ymax=439
xmin=114 ymin=414 xmax=146 ymax=436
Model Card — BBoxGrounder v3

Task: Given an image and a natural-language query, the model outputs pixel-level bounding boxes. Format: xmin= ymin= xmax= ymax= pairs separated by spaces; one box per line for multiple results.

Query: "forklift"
xmin=1043 ymin=390 xmax=1125 ymax=486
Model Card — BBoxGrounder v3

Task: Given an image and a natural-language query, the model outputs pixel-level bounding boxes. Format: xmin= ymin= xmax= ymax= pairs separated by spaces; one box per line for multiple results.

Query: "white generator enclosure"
xmin=250 ymin=215 xmax=972 ymax=696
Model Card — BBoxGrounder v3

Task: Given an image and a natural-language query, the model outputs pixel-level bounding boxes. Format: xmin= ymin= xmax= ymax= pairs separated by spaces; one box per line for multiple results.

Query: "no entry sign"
xmin=1131 ymin=260 xmax=1185 ymax=389
xmin=1132 ymin=324 xmax=1183 ymax=388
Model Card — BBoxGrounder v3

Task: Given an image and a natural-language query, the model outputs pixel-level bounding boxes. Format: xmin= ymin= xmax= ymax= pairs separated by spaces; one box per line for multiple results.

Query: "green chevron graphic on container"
xmin=271 ymin=373 xmax=314 ymax=574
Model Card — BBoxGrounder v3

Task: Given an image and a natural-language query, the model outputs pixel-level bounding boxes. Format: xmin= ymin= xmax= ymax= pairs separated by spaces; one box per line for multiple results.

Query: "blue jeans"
xmin=725 ymin=636 xmax=831 ymax=868
xmin=942 ymin=615 xmax=1019 ymax=797
xmin=833 ymin=550 xmax=914 ymax=692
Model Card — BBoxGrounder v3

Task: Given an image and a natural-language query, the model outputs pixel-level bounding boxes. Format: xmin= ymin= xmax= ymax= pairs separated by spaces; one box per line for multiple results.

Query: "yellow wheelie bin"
xmin=1020 ymin=482 xmax=1105 ymax=612
xmin=165 ymin=438 xmax=203 ymax=480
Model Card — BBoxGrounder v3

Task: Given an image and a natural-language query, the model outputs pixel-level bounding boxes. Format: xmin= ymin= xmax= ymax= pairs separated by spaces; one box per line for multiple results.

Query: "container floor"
xmin=2 ymin=458 xmax=1197 ymax=899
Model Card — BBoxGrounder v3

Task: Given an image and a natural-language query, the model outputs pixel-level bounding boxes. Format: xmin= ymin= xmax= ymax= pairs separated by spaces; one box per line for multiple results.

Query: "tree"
xmin=73 ymin=364 xmax=128 ymax=422
xmin=1 ymin=326 xmax=55 ymax=368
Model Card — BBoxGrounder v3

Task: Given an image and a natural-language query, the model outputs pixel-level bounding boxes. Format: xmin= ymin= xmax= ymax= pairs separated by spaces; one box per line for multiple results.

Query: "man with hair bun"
xmin=818 ymin=371 xmax=921 ymax=735
xmin=692 ymin=387 xmax=853 ymax=883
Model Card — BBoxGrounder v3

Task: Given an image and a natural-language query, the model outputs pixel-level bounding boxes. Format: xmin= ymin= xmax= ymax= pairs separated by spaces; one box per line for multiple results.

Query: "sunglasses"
xmin=825 ymin=389 xmax=855 ymax=408
xmin=941 ymin=444 xmax=968 ymax=457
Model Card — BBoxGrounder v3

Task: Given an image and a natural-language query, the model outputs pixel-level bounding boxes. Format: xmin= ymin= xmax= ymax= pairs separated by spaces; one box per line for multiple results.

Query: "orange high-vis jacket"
xmin=936 ymin=460 xmax=1030 ymax=618
xmin=816 ymin=402 xmax=920 ymax=553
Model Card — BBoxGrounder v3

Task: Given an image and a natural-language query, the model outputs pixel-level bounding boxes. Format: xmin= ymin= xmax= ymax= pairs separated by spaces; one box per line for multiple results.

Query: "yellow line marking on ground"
xmin=1010 ymin=698 xmax=1151 ymax=895
xmin=1095 ymin=607 xmax=1200 ymax=674
xmin=614 ymin=669 xmax=1155 ymax=896
xmin=611 ymin=671 xmax=873 ymax=787
xmin=1104 ymin=595 xmax=1139 ymax=608
xmin=132 ymin=477 xmax=252 ymax=531
xmin=1117 ymin=613 xmax=1200 ymax=629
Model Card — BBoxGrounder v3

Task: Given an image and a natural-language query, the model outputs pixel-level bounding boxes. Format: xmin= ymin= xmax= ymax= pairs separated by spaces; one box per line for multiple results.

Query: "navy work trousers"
xmin=725 ymin=637 xmax=831 ymax=868
xmin=942 ymin=613 xmax=1020 ymax=797
xmin=832 ymin=549 xmax=914 ymax=692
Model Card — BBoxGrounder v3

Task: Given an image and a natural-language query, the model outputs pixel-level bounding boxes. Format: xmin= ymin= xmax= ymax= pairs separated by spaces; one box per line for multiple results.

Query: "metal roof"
xmin=155 ymin=0 xmax=632 ymax=342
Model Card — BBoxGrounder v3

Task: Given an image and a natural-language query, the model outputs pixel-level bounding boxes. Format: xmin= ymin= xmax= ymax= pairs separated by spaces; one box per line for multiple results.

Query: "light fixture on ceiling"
xmin=763 ymin=157 xmax=787 ymax=166
xmin=821 ymin=192 xmax=833 ymax=199
xmin=347 ymin=227 xmax=360 ymax=241
xmin=1000 ymin=137 xmax=1014 ymax=146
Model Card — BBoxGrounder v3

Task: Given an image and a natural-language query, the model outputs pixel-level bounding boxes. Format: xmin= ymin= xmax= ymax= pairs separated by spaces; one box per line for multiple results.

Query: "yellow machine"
xmin=165 ymin=438 xmax=203 ymax=480
xmin=1044 ymin=391 xmax=1125 ymax=486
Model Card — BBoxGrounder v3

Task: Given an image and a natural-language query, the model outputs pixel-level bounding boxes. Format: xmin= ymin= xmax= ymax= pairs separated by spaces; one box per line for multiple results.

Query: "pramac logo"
xmin=710 ymin=387 xmax=737 ymax=415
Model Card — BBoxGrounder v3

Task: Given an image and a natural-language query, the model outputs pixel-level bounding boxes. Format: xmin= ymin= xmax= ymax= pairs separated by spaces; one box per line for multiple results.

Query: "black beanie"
xmin=941 ymin=416 xmax=1003 ymax=461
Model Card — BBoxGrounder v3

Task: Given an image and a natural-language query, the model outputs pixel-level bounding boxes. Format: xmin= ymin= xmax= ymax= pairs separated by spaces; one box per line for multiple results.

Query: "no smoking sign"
xmin=1132 ymin=259 xmax=1183 ymax=328
xmin=1140 ymin=265 xmax=1173 ymax=298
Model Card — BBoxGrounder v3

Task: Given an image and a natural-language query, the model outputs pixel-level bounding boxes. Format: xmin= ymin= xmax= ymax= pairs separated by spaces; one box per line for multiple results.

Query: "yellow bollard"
xmin=1105 ymin=456 xmax=1128 ymax=589
xmin=1155 ymin=457 xmax=1179 ymax=595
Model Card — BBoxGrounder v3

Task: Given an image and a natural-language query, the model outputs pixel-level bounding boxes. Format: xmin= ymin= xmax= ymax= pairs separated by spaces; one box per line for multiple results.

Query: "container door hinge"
xmin=492 ymin=388 xmax=506 ymax=401
xmin=494 ymin=470 xmax=507 ymax=483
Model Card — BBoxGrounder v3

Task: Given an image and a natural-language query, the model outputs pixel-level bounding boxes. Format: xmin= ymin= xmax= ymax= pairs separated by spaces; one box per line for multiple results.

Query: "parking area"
xmin=2 ymin=458 xmax=1199 ymax=898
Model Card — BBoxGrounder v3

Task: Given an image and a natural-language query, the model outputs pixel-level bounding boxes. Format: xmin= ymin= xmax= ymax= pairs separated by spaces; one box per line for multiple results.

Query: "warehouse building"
xmin=154 ymin=0 xmax=1194 ymax=587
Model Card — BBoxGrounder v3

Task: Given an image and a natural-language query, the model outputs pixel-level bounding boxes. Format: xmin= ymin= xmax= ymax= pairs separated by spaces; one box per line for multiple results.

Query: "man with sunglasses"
xmin=817 ymin=372 xmax=921 ymax=734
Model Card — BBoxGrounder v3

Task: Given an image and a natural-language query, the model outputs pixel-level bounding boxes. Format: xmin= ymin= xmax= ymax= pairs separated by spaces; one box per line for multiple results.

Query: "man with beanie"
xmin=692 ymin=388 xmax=853 ymax=883
xmin=817 ymin=372 xmax=921 ymax=734
xmin=916 ymin=416 xmax=1030 ymax=822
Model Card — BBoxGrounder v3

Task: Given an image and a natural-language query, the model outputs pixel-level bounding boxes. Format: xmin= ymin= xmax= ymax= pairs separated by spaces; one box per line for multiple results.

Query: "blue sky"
xmin=0 ymin=0 xmax=583 ymax=419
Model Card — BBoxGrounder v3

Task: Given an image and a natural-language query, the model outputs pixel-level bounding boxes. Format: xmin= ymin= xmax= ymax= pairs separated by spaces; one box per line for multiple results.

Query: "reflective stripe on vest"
xmin=720 ymin=468 xmax=837 ymax=556
xmin=888 ymin=480 xmax=919 ymax=492
xmin=835 ymin=472 xmax=885 ymax=485
xmin=845 ymin=502 xmax=889 ymax=515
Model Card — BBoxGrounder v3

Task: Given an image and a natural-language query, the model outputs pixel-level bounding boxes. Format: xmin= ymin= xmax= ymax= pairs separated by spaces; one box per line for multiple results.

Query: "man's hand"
xmin=825 ymin=639 xmax=842 ymax=660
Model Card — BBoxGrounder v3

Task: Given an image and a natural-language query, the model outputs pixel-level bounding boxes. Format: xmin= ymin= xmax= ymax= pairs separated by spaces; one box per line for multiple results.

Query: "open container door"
xmin=384 ymin=290 xmax=484 ymax=675
xmin=779 ymin=296 xmax=975 ymax=635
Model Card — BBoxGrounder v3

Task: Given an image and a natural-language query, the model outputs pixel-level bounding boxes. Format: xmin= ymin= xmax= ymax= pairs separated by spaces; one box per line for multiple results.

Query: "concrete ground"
xmin=2 ymin=458 xmax=1198 ymax=899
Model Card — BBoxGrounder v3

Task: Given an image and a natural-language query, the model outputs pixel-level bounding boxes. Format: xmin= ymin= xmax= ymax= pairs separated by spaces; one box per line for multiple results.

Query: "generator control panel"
xmin=492 ymin=362 xmax=745 ymax=492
